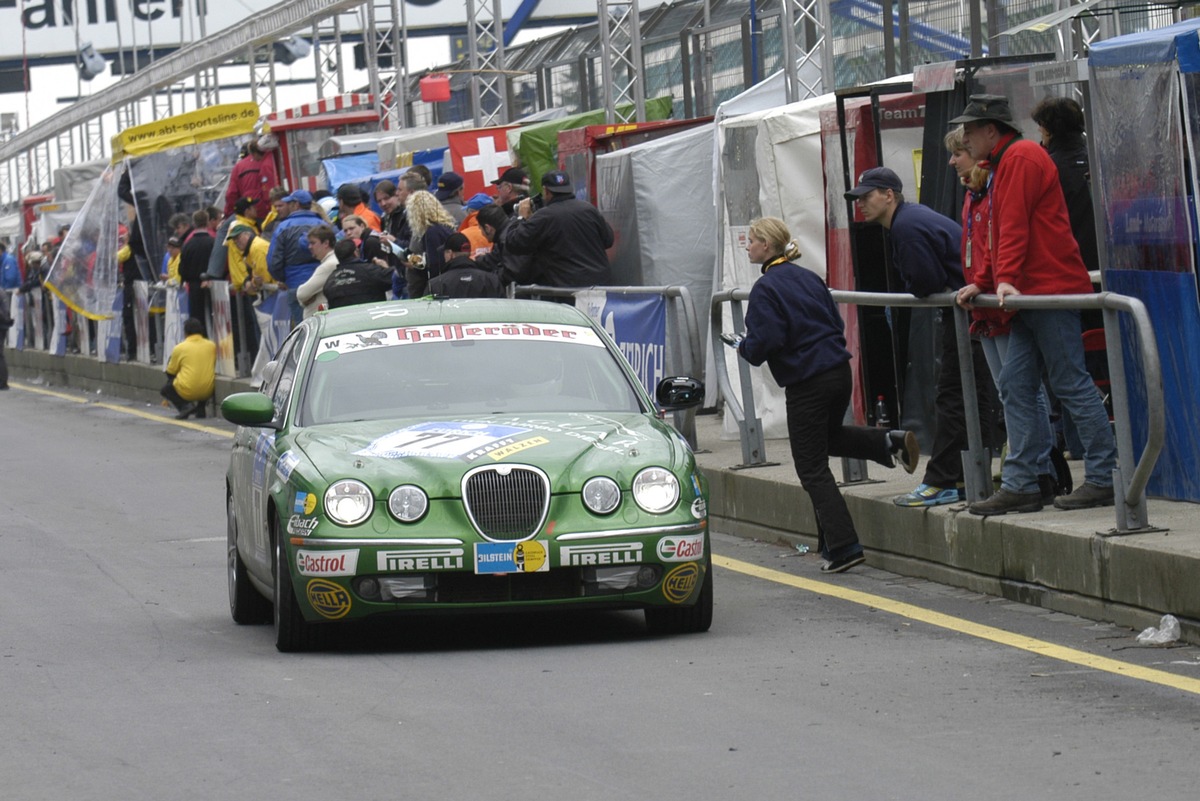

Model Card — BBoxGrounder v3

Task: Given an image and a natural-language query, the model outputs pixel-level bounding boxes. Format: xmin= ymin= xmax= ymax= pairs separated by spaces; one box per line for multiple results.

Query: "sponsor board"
xmin=306 ymin=579 xmax=352 ymax=619
xmin=474 ymin=540 xmax=549 ymax=574
xmin=287 ymin=515 xmax=319 ymax=537
xmin=661 ymin=563 xmax=701 ymax=604
xmin=296 ymin=549 xmax=359 ymax=577
xmin=657 ymin=534 xmax=705 ymax=562
xmin=560 ymin=542 xmax=642 ymax=567
xmin=378 ymin=547 xmax=465 ymax=572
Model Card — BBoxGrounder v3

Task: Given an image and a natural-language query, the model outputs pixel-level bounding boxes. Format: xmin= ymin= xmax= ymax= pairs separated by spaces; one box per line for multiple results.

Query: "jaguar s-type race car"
xmin=222 ymin=299 xmax=711 ymax=650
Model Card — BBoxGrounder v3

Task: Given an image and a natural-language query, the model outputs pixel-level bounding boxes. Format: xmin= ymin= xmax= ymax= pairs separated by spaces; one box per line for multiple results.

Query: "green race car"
xmin=223 ymin=298 xmax=711 ymax=651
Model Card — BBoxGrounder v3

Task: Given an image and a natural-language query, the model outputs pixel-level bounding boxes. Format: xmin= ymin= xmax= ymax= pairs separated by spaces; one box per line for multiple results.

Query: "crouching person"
xmin=162 ymin=317 xmax=216 ymax=420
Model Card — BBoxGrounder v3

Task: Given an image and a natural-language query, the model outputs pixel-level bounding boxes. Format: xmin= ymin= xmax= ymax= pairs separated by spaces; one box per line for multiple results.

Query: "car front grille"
xmin=462 ymin=465 xmax=550 ymax=541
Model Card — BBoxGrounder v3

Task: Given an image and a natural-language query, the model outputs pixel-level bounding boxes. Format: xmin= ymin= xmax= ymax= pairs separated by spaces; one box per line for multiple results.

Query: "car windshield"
xmin=298 ymin=322 xmax=646 ymax=424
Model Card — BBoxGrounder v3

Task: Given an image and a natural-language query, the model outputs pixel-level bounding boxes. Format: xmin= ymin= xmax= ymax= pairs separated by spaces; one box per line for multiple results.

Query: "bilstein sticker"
xmin=474 ymin=541 xmax=549 ymax=574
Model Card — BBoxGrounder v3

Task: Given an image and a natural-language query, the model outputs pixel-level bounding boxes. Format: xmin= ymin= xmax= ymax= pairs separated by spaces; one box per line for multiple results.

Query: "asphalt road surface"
xmin=3 ymin=382 xmax=1199 ymax=800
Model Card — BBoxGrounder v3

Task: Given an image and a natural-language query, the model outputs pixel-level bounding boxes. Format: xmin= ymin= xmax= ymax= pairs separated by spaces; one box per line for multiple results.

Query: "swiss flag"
xmin=448 ymin=126 xmax=518 ymax=199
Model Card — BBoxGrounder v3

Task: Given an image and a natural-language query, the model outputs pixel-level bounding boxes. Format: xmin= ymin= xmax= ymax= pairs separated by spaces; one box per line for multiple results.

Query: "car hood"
xmin=291 ymin=412 xmax=689 ymax=497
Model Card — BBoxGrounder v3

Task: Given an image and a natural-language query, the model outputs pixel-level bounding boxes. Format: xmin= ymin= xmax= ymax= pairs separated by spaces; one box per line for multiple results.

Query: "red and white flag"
xmin=448 ymin=126 xmax=518 ymax=198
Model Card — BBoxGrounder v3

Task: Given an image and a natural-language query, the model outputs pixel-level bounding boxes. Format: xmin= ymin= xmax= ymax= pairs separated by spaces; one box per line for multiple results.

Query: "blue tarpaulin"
xmin=1090 ymin=21 xmax=1200 ymax=501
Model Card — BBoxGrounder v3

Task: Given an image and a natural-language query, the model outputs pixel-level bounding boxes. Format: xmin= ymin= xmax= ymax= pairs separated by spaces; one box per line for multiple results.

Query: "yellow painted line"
xmin=715 ymin=554 xmax=1200 ymax=696
xmin=9 ymin=381 xmax=233 ymax=438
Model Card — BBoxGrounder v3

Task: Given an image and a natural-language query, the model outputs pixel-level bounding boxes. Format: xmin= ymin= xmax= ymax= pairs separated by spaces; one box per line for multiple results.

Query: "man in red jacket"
xmin=953 ymin=94 xmax=1116 ymax=515
xmin=224 ymin=135 xmax=279 ymax=220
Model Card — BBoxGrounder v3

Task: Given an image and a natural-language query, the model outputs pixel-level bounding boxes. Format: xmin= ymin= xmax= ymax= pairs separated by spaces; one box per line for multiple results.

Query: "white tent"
xmin=714 ymin=74 xmax=917 ymax=439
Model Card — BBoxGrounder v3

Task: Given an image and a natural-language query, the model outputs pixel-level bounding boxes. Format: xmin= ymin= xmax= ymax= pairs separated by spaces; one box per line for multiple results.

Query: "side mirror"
xmin=656 ymin=376 xmax=704 ymax=411
xmin=221 ymin=392 xmax=279 ymax=428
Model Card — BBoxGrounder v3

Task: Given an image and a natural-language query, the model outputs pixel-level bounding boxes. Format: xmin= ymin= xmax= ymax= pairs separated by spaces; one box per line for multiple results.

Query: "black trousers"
xmin=922 ymin=311 xmax=994 ymax=488
xmin=785 ymin=362 xmax=892 ymax=559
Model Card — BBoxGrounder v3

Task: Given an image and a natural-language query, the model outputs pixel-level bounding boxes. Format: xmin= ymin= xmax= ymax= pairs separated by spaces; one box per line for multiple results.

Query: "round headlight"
xmin=388 ymin=485 xmax=429 ymax=523
xmin=324 ymin=480 xmax=373 ymax=526
xmin=632 ymin=467 xmax=680 ymax=514
xmin=582 ymin=476 xmax=621 ymax=515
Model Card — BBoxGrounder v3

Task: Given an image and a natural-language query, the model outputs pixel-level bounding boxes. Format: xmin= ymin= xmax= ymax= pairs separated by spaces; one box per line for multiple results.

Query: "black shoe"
xmin=1053 ymin=482 xmax=1115 ymax=510
xmin=820 ymin=552 xmax=866 ymax=573
xmin=175 ymin=402 xmax=198 ymax=420
xmin=969 ymin=488 xmax=1043 ymax=516
xmin=888 ymin=430 xmax=920 ymax=474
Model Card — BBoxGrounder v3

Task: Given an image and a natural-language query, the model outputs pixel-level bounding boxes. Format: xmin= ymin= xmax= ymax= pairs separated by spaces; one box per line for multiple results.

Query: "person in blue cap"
xmin=266 ymin=189 xmax=324 ymax=327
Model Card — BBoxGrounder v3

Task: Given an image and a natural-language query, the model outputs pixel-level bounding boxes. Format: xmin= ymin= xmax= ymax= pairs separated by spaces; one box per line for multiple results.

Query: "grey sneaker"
xmin=1053 ymin=482 xmax=1115 ymax=510
xmin=969 ymin=488 xmax=1043 ymax=517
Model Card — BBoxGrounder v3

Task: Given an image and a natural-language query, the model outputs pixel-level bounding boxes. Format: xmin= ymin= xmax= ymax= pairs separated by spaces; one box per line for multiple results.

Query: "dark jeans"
xmin=923 ymin=311 xmax=994 ymax=488
xmin=785 ymin=362 xmax=892 ymax=560
xmin=160 ymin=377 xmax=207 ymax=416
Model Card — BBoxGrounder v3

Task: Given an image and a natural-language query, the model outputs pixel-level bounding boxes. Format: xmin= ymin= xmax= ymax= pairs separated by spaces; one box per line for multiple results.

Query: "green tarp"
xmin=510 ymin=96 xmax=675 ymax=188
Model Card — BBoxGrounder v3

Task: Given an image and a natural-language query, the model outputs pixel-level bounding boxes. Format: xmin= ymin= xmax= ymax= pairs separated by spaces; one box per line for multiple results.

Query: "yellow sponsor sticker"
xmin=662 ymin=563 xmax=701 ymax=604
xmin=306 ymin=578 xmax=352 ymax=619
xmin=487 ymin=436 xmax=550 ymax=461
xmin=513 ymin=540 xmax=548 ymax=573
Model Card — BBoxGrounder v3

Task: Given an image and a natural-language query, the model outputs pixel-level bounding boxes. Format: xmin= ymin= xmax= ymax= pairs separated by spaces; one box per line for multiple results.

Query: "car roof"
xmin=312 ymin=298 xmax=595 ymax=337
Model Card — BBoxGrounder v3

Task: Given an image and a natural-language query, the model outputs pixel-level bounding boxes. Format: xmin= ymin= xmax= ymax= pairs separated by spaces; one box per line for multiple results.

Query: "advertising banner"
xmin=574 ymin=290 xmax=666 ymax=397
xmin=209 ymin=280 xmax=236 ymax=377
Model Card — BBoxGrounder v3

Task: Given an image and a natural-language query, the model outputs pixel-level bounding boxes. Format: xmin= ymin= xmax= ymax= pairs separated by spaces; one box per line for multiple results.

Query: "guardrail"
xmin=511 ymin=284 xmax=704 ymax=448
xmin=711 ymin=287 xmax=1164 ymax=535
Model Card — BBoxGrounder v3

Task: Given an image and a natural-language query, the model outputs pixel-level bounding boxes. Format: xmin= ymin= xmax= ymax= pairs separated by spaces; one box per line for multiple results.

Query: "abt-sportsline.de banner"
xmin=2 ymin=0 xmax=653 ymax=64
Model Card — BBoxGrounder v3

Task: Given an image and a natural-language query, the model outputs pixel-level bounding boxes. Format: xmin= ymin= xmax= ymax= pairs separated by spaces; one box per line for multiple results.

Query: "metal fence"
xmin=711 ymin=286 xmax=1164 ymax=535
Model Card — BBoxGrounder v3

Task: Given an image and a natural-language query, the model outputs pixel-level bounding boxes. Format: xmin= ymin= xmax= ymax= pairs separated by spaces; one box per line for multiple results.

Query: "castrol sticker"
xmin=657 ymin=534 xmax=705 ymax=562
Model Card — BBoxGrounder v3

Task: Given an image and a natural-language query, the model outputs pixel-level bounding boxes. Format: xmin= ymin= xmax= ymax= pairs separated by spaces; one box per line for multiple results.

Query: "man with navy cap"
xmin=845 ymin=165 xmax=993 ymax=508
xmin=435 ymin=171 xmax=467 ymax=225
xmin=953 ymin=94 xmax=1116 ymax=515
xmin=267 ymin=188 xmax=324 ymax=326
xmin=505 ymin=169 xmax=614 ymax=291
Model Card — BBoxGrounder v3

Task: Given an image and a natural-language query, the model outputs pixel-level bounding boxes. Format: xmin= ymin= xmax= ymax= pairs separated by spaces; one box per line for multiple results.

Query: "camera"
xmin=530 ymin=194 xmax=544 ymax=211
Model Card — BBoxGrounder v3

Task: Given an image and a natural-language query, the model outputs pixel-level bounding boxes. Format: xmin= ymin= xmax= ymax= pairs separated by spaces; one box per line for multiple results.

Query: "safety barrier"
xmin=6 ymin=279 xmax=261 ymax=380
xmin=711 ymin=287 xmax=1164 ymax=535
xmin=511 ymin=284 xmax=704 ymax=448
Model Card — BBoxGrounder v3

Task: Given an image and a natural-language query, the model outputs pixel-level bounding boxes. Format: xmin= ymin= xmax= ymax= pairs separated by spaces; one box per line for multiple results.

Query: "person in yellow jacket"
xmin=228 ymin=224 xmax=274 ymax=295
xmin=161 ymin=317 xmax=216 ymax=419
xmin=224 ymin=199 xmax=260 ymax=288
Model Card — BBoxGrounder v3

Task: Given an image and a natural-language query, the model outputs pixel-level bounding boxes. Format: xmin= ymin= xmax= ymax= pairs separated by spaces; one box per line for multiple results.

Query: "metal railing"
xmin=712 ymin=287 xmax=1164 ymax=534
xmin=511 ymin=284 xmax=704 ymax=447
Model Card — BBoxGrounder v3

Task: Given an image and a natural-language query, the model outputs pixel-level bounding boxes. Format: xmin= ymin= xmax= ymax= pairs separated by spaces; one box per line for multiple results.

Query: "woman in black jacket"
xmin=734 ymin=217 xmax=918 ymax=573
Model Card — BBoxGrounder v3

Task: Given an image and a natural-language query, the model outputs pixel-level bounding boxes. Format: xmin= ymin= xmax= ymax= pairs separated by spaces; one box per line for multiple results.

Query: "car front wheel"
xmin=644 ymin=557 xmax=713 ymax=635
xmin=272 ymin=514 xmax=324 ymax=652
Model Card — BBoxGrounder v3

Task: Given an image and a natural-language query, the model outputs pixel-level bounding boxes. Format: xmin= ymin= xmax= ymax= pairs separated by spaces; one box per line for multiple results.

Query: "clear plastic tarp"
xmin=43 ymin=165 xmax=122 ymax=320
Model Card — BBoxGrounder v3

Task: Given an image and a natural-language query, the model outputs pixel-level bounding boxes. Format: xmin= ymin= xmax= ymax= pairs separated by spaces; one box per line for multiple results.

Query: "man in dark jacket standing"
xmin=323 ymin=239 xmax=394 ymax=310
xmin=847 ymin=166 xmax=992 ymax=508
xmin=505 ymin=170 xmax=613 ymax=290
xmin=429 ymin=233 xmax=504 ymax=298
xmin=178 ymin=209 xmax=216 ymax=335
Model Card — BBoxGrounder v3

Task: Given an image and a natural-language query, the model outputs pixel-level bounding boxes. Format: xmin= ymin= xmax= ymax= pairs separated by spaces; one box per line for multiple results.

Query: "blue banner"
xmin=576 ymin=291 xmax=666 ymax=397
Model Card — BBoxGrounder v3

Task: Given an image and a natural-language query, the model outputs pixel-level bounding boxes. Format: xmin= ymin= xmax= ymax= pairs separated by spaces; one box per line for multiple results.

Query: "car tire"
xmin=228 ymin=493 xmax=271 ymax=624
xmin=644 ymin=557 xmax=713 ymax=635
xmin=272 ymin=514 xmax=324 ymax=652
